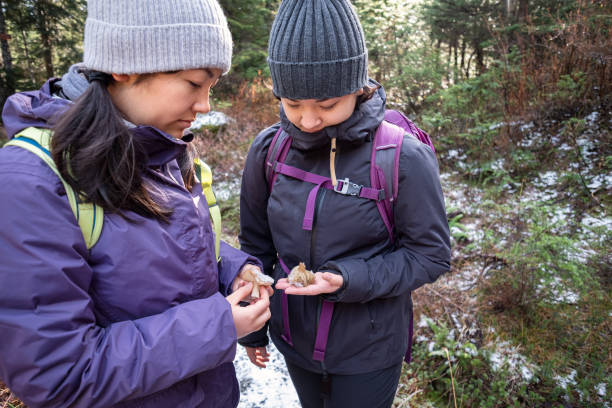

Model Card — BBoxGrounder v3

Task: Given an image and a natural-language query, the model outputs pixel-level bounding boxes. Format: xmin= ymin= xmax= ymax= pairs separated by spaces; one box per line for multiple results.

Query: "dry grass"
xmin=0 ymin=382 xmax=25 ymax=408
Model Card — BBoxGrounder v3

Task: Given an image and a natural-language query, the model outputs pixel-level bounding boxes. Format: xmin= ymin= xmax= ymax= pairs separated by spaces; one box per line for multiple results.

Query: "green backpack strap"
xmin=5 ymin=127 xmax=103 ymax=249
xmin=193 ymin=157 xmax=222 ymax=262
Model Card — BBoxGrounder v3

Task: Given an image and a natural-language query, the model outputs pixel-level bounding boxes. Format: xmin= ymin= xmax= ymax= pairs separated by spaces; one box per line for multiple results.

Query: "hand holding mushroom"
xmin=275 ymin=262 xmax=344 ymax=296
xmin=234 ymin=264 xmax=274 ymax=300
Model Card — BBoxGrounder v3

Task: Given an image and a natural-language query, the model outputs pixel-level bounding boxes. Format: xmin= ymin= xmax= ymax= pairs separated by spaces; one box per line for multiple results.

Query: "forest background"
xmin=0 ymin=0 xmax=610 ymax=407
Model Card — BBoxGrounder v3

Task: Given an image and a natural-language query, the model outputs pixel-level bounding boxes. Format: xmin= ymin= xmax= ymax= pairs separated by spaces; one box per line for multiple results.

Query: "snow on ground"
xmin=488 ymin=341 xmax=537 ymax=383
xmin=235 ymin=342 xmax=300 ymax=408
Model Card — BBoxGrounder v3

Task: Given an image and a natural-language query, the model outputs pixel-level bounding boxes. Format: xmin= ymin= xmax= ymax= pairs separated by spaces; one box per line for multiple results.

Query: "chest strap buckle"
xmin=333 ymin=178 xmax=362 ymax=196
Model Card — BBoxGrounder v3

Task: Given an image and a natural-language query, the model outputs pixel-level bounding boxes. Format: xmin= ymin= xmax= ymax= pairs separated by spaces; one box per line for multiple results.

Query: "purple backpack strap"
xmin=371 ymin=121 xmax=405 ymax=242
xmin=265 ymin=127 xmax=292 ymax=192
xmin=405 ymin=312 xmax=414 ymax=363
xmin=312 ymin=300 xmax=334 ymax=361
xmin=278 ymin=257 xmax=294 ymax=346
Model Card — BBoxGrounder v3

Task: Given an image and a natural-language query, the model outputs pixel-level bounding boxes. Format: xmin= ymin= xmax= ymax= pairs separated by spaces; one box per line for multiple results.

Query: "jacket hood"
xmin=279 ymin=79 xmax=387 ymax=151
xmin=2 ymin=79 xmax=186 ymax=167
xmin=2 ymin=79 xmax=70 ymax=139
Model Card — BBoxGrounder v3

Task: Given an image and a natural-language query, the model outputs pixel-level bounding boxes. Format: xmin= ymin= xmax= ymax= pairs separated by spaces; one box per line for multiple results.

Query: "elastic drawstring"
xmin=330 ymin=137 xmax=338 ymax=187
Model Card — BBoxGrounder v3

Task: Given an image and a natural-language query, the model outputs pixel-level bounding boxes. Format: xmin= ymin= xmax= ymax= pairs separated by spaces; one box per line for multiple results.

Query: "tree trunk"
xmin=518 ymin=0 xmax=528 ymax=22
xmin=460 ymin=38 xmax=466 ymax=78
xmin=35 ymin=0 xmax=54 ymax=78
xmin=453 ymin=41 xmax=458 ymax=84
xmin=0 ymin=0 xmax=15 ymax=105
xmin=475 ymin=43 xmax=485 ymax=75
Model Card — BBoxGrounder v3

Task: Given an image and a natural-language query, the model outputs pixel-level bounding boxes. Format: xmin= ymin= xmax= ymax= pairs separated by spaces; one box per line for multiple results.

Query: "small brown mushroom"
xmin=240 ymin=267 xmax=274 ymax=298
xmin=288 ymin=262 xmax=315 ymax=287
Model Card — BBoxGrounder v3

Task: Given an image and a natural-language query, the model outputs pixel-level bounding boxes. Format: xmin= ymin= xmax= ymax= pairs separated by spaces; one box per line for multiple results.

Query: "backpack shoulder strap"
xmin=194 ymin=157 xmax=221 ymax=262
xmin=5 ymin=127 xmax=103 ymax=249
xmin=264 ymin=127 xmax=292 ymax=193
xmin=371 ymin=121 xmax=405 ymax=242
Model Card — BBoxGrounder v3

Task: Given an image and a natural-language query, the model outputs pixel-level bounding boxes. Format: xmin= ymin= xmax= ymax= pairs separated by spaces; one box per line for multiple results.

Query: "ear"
xmin=111 ymin=73 xmax=139 ymax=83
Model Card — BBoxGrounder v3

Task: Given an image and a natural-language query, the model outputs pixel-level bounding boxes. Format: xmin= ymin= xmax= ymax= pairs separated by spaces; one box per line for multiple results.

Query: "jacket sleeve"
xmin=217 ymin=240 xmax=264 ymax=296
xmin=236 ymin=125 xmax=279 ymax=347
xmin=0 ymin=155 xmax=237 ymax=408
xmin=321 ymin=136 xmax=451 ymax=303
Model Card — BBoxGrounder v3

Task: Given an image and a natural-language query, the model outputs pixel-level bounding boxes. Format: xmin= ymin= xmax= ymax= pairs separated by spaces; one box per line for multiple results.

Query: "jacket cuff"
xmin=237 ymin=324 xmax=269 ymax=348
xmin=320 ymin=258 xmax=369 ymax=303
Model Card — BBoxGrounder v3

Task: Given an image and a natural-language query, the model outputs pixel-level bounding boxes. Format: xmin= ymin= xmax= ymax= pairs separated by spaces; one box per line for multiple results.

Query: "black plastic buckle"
xmin=334 ymin=178 xmax=362 ymax=196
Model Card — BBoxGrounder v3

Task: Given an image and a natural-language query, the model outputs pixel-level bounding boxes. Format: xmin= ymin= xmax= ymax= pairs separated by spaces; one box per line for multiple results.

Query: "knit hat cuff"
xmin=84 ymin=19 xmax=232 ymax=74
xmin=269 ymin=52 xmax=368 ymax=99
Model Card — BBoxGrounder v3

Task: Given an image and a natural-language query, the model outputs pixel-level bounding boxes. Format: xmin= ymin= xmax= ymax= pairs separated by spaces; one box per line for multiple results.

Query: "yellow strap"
xmin=5 ymin=127 xmax=103 ymax=249
xmin=194 ymin=157 xmax=221 ymax=261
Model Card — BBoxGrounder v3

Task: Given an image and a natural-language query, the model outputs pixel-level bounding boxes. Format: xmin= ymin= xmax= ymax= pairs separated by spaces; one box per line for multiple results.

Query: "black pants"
xmin=285 ymin=359 xmax=403 ymax=408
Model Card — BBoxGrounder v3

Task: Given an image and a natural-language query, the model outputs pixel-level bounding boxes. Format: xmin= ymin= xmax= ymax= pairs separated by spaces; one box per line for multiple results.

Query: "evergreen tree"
xmin=0 ymin=1 xmax=15 ymax=106
xmin=219 ymin=0 xmax=279 ymax=86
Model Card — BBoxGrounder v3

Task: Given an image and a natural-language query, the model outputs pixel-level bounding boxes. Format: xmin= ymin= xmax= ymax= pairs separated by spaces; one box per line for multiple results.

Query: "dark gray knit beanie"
xmin=84 ymin=0 xmax=232 ymax=75
xmin=268 ymin=0 xmax=368 ymax=99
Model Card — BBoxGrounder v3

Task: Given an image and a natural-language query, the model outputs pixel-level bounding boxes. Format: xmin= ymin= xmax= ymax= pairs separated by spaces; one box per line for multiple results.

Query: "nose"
xmin=193 ymin=91 xmax=211 ymax=115
xmin=300 ymin=110 xmax=322 ymax=131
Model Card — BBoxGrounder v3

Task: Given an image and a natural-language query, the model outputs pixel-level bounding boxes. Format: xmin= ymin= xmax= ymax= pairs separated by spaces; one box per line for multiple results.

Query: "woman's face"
xmin=108 ymin=69 xmax=221 ymax=138
xmin=280 ymin=90 xmax=363 ymax=133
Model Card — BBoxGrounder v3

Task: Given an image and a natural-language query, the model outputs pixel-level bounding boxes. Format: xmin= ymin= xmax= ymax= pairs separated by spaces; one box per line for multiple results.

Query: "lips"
xmin=178 ymin=119 xmax=194 ymax=128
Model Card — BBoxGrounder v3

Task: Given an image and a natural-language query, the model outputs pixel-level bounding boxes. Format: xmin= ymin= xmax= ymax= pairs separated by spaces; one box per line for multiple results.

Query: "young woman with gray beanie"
xmin=0 ymin=0 xmax=272 ymax=407
xmin=239 ymin=0 xmax=451 ymax=407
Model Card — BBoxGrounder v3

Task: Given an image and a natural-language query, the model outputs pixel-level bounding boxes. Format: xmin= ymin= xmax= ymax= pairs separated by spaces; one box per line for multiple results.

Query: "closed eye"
xmin=188 ymin=81 xmax=203 ymax=89
xmin=320 ymin=103 xmax=337 ymax=110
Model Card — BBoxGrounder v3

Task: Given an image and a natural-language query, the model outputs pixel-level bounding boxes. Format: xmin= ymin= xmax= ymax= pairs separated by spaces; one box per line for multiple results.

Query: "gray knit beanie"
xmin=83 ymin=0 xmax=232 ymax=75
xmin=268 ymin=0 xmax=368 ymax=99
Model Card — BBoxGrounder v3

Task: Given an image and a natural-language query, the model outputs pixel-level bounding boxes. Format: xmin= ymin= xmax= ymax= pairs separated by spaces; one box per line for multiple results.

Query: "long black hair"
xmin=51 ymin=72 xmax=172 ymax=221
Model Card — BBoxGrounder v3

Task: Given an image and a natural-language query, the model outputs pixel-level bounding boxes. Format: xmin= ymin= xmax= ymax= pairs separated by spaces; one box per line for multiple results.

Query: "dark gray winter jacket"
xmin=239 ymin=84 xmax=451 ymax=374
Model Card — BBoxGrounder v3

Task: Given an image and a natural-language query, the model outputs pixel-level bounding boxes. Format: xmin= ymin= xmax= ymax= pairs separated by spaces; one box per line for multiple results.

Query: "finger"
xmin=321 ymin=272 xmax=343 ymax=288
xmin=254 ymin=360 xmax=267 ymax=368
xmin=244 ymin=292 xmax=271 ymax=318
xmin=284 ymin=285 xmax=323 ymax=296
xmin=226 ymin=282 xmax=253 ymax=305
xmin=274 ymin=278 xmax=290 ymax=290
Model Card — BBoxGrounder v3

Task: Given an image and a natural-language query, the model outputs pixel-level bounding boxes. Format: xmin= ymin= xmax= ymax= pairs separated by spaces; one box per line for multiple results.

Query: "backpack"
xmin=263 ymin=109 xmax=435 ymax=364
xmin=5 ymin=127 xmax=222 ymax=260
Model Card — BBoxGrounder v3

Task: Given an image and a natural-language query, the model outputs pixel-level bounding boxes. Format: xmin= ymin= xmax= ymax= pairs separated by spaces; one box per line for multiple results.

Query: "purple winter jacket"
xmin=0 ymin=80 xmax=259 ymax=407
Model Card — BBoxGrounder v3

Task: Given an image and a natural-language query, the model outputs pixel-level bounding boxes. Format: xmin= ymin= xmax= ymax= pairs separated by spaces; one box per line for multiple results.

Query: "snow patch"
xmin=235 ymin=342 xmax=300 ymax=408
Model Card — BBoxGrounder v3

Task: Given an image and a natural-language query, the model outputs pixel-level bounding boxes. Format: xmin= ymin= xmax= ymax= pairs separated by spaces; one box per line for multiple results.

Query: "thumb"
xmin=226 ymin=282 xmax=253 ymax=305
xmin=322 ymin=272 xmax=343 ymax=287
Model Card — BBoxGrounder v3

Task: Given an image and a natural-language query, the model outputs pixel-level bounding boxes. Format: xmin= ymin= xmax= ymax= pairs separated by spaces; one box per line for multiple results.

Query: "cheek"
xmin=284 ymin=110 xmax=301 ymax=124
xmin=326 ymin=107 xmax=353 ymax=125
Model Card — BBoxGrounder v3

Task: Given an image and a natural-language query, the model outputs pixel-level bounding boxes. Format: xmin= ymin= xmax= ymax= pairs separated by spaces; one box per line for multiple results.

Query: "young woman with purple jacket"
xmin=238 ymin=1 xmax=451 ymax=407
xmin=0 ymin=1 xmax=271 ymax=407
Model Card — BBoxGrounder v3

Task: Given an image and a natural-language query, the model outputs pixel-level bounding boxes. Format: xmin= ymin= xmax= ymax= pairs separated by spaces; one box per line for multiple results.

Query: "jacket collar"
xmin=127 ymin=125 xmax=187 ymax=168
xmin=279 ymin=79 xmax=387 ymax=151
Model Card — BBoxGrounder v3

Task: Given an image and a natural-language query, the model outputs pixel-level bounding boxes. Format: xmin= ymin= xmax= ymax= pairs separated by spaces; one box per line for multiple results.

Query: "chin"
xmin=301 ymin=127 xmax=324 ymax=133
